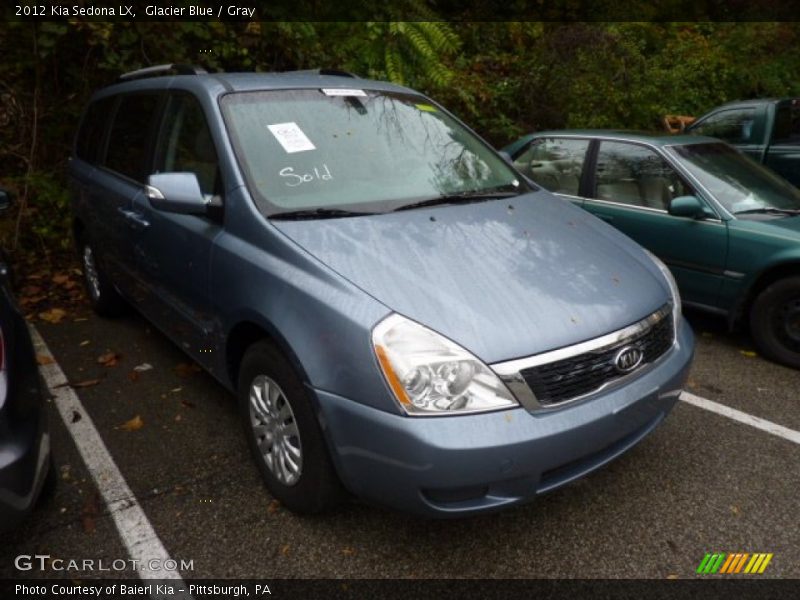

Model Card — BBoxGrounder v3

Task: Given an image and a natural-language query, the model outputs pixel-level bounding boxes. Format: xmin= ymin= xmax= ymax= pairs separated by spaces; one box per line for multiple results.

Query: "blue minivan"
xmin=69 ymin=65 xmax=693 ymax=517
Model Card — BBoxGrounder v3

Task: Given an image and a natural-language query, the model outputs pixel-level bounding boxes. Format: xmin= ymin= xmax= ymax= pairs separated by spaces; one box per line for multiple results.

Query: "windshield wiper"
xmin=269 ymin=207 xmax=376 ymax=220
xmin=393 ymin=189 xmax=522 ymax=212
xmin=735 ymin=207 xmax=800 ymax=216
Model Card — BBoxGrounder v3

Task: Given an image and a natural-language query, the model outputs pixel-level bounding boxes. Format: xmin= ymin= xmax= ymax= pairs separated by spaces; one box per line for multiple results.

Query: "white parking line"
xmin=681 ymin=391 xmax=800 ymax=445
xmin=30 ymin=326 xmax=192 ymax=598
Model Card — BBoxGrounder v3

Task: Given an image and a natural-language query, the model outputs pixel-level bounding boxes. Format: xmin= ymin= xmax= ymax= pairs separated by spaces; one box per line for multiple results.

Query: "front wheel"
xmin=750 ymin=276 xmax=800 ymax=369
xmin=238 ymin=341 xmax=344 ymax=514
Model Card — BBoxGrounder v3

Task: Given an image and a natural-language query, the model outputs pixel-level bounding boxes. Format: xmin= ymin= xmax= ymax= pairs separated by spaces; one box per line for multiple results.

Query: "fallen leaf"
xmin=740 ymin=350 xmax=757 ymax=358
xmin=71 ymin=379 xmax=101 ymax=389
xmin=173 ymin=362 xmax=202 ymax=378
xmin=267 ymin=499 xmax=281 ymax=515
xmin=133 ymin=363 xmax=153 ymax=372
xmin=666 ymin=574 xmax=679 ymax=579
xmin=180 ymin=399 xmax=195 ymax=409
xmin=79 ymin=340 xmax=90 ymax=347
xmin=39 ymin=308 xmax=67 ymax=323
xmin=280 ymin=544 xmax=290 ymax=556
xmin=342 ymin=546 xmax=356 ymax=556
xmin=174 ymin=414 xmax=183 ymax=422
xmin=731 ymin=505 xmax=741 ymax=516
xmin=36 ymin=354 xmax=55 ymax=365
xmin=97 ymin=352 xmax=120 ymax=367
xmin=118 ymin=415 xmax=144 ymax=432
xmin=170 ymin=387 xmax=183 ymax=393
xmin=81 ymin=492 xmax=100 ymax=534
xmin=52 ymin=274 xmax=70 ymax=285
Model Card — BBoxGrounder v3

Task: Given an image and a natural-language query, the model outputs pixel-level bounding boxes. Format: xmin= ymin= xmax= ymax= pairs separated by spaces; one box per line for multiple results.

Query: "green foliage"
xmin=335 ymin=20 xmax=460 ymax=90
xmin=26 ymin=172 xmax=73 ymax=251
xmin=2 ymin=20 xmax=800 ymax=255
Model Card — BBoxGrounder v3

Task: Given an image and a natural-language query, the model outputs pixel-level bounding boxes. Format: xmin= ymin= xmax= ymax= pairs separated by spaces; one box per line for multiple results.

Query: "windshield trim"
xmin=218 ymin=88 xmax=530 ymax=218
xmin=667 ymin=141 xmax=800 ymax=219
xmin=662 ymin=144 xmax=733 ymax=221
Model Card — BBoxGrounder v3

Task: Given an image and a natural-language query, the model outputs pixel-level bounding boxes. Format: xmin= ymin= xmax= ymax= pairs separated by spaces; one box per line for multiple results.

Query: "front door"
xmin=130 ymin=92 xmax=224 ymax=368
xmin=582 ymin=140 xmax=729 ymax=310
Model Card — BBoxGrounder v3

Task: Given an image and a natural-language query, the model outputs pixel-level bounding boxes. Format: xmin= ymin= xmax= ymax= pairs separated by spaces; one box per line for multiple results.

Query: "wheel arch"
xmin=224 ymin=317 xmax=311 ymax=393
xmin=732 ymin=261 xmax=800 ymax=327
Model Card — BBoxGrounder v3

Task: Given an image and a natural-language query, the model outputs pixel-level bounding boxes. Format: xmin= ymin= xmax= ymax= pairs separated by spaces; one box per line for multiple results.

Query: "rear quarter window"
xmin=75 ymin=96 xmax=115 ymax=164
xmin=104 ymin=93 xmax=162 ymax=182
xmin=691 ymin=108 xmax=758 ymax=144
xmin=774 ymin=102 xmax=800 ymax=144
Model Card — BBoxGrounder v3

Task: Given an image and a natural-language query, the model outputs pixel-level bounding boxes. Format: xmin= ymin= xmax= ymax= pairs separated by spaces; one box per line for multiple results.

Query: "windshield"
xmin=220 ymin=89 xmax=522 ymax=215
xmin=671 ymin=142 xmax=800 ymax=214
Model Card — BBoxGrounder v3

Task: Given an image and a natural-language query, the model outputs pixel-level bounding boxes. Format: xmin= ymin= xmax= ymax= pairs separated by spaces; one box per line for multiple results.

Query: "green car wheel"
xmin=751 ymin=276 xmax=800 ymax=369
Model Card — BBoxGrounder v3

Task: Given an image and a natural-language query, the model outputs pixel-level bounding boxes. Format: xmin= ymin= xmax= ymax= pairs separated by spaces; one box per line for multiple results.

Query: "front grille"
xmin=520 ymin=309 xmax=674 ymax=407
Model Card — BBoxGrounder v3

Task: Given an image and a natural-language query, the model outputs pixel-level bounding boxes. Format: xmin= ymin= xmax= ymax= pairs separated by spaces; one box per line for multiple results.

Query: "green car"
xmin=504 ymin=130 xmax=800 ymax=368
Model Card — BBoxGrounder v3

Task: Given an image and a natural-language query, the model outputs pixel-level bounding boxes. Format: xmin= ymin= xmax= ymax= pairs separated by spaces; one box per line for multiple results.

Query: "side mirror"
xmin=0 ymin=188 xmax=14 ymax=213
xmin=146 ymin=173 xmax=208 ymax=216
xmin=668 ymin=195 xmax=708 ymax=219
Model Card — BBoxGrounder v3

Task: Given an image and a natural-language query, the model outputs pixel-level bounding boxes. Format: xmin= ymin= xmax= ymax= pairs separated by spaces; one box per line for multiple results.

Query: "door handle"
xmin=118 ymin=208 xmax=150 ymax=230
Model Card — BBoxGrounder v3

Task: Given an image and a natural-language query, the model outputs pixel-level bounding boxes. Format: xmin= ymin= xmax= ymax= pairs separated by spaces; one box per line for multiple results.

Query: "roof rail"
xmin=318 ymin=68 xmax=358 ymax=78
xmin=289 ymin=68 xmax=358 ymax=78
xmin=118 ymin=64 xmax=207 ymax=82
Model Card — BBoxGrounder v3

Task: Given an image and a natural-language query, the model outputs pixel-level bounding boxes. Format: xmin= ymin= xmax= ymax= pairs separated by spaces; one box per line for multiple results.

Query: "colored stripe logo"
xmin=697 ymin=552 xmax=773 ymax=574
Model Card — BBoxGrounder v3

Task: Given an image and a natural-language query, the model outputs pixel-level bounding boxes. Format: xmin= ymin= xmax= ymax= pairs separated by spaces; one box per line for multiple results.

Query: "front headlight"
xmin=644 ymin=250 xmax=682 ymax=333
xmin=372 ymin=314 xmax=518 ymax=416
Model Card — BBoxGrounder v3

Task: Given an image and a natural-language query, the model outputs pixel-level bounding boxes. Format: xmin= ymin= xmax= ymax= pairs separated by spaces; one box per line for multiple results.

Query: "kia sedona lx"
xmin=69 ymin=65 xmax=694 ymax=517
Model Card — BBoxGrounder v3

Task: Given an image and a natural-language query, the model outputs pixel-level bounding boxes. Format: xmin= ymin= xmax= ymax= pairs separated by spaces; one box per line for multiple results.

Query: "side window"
xmin=593 ymin=141 xmax=691 ymax=210
xmin=691 ymin=108 xmax=757 ymax=144
xmin=513 ymin=137 xmax=590 ymax=195
xmin=104 ymin=94 xmax=161 ymax=182
xmin=155 ymin=94 xmax=219 ymax=197
xmin=773 ymin=103 xmax=800 ymax=144
xmin=75 ymin=96 xmax=115 ymax=164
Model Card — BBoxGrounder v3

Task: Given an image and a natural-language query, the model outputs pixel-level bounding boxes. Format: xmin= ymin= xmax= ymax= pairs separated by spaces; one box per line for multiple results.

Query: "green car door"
xmin=580 ymin=139 xmax=729 ymax=311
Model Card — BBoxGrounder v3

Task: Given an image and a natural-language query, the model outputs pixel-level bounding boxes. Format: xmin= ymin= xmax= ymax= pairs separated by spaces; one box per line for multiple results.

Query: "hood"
xmin=272 ymin=192 xmax=669 ymax=363
xmin=732 ymin=214 xmax=800 ymax=242
xmin=753 ymin=214 xmax=800 ymax=236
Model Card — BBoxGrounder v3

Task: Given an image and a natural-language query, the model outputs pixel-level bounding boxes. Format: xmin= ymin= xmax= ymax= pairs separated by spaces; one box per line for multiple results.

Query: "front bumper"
xmin=315 ymin=317 xmax=694 ymax=517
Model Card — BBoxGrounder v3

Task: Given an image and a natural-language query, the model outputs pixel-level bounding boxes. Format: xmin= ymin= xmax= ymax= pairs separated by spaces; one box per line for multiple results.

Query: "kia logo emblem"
xmin=613 ymin=345 xmax=644 ymax=373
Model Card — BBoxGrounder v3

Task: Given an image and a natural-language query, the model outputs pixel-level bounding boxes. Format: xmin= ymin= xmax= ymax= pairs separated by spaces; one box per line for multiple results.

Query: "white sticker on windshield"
xmin=267 ymin=122 xmax=316 ymax=154
xmin=322 ymin=88 xmax=367 ymax=97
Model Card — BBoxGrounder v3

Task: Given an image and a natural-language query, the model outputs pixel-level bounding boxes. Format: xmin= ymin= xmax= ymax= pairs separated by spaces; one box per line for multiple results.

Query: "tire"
xmin=78 ymin=237 xmax=126 ymax=317
xmin=750 ymin=276 xmax=800 ymax=369
xmin=238 ymin=341 xmax=344 ymax=514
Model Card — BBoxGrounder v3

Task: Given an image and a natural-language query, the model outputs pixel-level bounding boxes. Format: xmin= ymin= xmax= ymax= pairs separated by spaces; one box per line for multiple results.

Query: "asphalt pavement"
xmin=2 ymin=308 xmax=799 ymax=580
